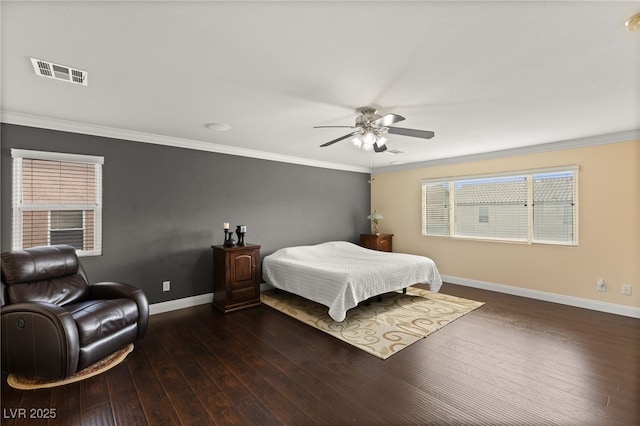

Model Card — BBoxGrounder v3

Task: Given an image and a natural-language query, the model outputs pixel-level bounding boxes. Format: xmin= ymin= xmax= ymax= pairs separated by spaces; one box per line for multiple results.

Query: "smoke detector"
xmin=204 ymin=122 xmax=232 ymax=132
xmin=30 ymin=58 xmax=88 ymax=86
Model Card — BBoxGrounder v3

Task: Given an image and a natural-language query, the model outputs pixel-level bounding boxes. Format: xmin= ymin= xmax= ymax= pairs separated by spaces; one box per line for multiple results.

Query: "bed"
xmin=262 ymin=241 xmax=442 ymax=322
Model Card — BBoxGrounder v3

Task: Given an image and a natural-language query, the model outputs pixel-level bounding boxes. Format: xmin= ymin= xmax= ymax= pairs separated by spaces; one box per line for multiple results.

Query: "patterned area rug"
xmin=7 ymin=343 xmax=134 ymax=390
xmin=262 ymin=287 xmax=483 ymax=359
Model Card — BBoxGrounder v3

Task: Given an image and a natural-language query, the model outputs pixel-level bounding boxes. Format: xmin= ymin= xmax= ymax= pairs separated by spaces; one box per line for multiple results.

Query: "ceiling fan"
xmin=315 ymin=107 xmax=435 ymax=152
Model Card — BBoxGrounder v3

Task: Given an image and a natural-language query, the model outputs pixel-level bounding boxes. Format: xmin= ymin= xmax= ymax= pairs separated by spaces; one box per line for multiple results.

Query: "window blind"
xmin=422 ymin=166 xmax=578 ymax=246
xmin=453 ymin=175 xmax=529 ymax=242
xmin=422 ymin=181 xmax=450 ymax=236
xmin=12 ymin=149 xmax=103 ymax=256
xmin=532 ymin=171 xmax=576 ymax=244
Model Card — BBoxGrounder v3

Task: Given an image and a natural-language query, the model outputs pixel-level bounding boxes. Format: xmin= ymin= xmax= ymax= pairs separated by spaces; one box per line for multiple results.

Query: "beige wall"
xmin=371 ymin=140 xmax=639 ymax=308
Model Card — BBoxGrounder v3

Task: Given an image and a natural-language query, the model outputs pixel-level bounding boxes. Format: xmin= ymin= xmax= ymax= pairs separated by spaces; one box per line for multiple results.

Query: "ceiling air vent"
xmin=30 ymin=58 xmax=88 ymax=86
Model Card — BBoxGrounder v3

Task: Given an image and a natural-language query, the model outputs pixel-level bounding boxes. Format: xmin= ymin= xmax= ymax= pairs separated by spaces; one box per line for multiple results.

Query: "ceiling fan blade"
xmin=313 ymin=125 xmax=356 ymax=129
xmin=387 ymin=127 xmax=435 ymax=139
xmin=372 ymin=113 xmax=405 ymax=127
xmin=320 ymin=132 xmax=356 ymax=147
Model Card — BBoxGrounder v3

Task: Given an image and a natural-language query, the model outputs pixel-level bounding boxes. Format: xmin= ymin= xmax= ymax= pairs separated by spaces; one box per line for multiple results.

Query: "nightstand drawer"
xmin=230 ymin=286 xmax=257 ymax=303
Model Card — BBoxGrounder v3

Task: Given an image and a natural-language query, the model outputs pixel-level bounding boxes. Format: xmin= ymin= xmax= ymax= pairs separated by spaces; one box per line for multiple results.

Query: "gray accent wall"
xmin=1 ymin=124 xmax=371 ymax=303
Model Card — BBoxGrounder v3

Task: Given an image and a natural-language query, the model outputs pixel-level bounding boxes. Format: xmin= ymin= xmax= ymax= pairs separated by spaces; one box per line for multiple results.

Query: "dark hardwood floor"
xmin=2 ymin=283 xmax=639 ymax=425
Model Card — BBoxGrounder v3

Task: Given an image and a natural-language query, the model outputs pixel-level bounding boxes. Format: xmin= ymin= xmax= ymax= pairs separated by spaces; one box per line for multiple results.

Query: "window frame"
xmin=421 ymin=166 xmax=579 ymax=246
xmin=12 ymin=149 xmax=104 ymax=256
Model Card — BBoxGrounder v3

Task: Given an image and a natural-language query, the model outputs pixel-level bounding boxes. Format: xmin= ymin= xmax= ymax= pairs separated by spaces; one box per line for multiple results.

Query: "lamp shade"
xmin=367 ymin=211 xmax=383 ymax=221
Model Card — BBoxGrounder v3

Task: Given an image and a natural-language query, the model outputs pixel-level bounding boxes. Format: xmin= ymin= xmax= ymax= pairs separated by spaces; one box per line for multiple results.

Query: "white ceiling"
xmin=2 ymin=1 xmax=639 ymax=172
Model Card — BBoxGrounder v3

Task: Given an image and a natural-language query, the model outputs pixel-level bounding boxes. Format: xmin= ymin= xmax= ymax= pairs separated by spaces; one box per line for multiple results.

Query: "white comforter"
xmin=262 ymin=241 xmax=442 ymax=322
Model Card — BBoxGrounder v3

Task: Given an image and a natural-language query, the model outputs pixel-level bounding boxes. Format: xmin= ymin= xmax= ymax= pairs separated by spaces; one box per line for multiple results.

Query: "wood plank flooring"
xmin=2 ymin=283 xmax=639 ymax=425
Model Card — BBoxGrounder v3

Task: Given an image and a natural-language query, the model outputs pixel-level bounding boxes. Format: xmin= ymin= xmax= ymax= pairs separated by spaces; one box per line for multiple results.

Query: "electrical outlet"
xmin=622 ymin=284 xmax=632 ymax=296
xmin=597 ymin=279 xmax=607 ymax=292
xmin=163 ymin=280 xmax=171 ymax=292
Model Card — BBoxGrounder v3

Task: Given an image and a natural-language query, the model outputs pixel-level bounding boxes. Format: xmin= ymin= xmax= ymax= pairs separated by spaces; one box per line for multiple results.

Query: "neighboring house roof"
xmin=455 ymin=177 xmax=573 ymax=205
xmin=534 ymin=177 xmax=574 ymax=203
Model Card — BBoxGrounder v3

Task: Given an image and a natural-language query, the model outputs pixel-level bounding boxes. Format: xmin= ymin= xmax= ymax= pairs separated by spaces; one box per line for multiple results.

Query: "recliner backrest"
xmin=0 ymin=245 xmax=89 ymax=307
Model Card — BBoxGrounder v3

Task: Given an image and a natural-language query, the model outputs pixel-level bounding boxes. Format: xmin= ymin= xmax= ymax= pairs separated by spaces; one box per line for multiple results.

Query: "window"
xmin=422 ymin=182 xmax=450 ymax=236
xmin=50 ymin=210 xmax=85 ymax=249
xmin=478 ymin=206 xmax=489 ymax=224
xmin=12 ymin=149 xmax=103 ymax=256
xmin=532 ymin=171 xmax=576 ymax=244
xmin=422 ymin=167 xmax=578 ymax=246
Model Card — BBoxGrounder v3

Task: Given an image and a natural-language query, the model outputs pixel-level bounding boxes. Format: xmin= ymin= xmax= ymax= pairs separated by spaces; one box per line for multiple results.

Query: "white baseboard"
xmin=442 ymin=275 xmax=640 ymax=319
xmin=148 ymin=283 xmax=273 ymax=315
xmin=149 ymin=280 xmax=640 ymax=319
xmin=149 ymin=293 xmax=213 ymax=315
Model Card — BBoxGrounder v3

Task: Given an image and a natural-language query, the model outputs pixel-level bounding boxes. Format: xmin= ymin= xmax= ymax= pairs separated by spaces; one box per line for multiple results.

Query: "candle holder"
xmin=236 ymin=225 xmax=247 ymax=246
xmin=223 ymin=229 xmax=236 ymax=247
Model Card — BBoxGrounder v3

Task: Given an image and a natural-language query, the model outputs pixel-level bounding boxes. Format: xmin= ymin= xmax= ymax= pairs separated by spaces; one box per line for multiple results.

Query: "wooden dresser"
xmin=211 ymin=244 xmax=261 ymax=313
xmin=360 ymin=233 xmax=393 ymax=252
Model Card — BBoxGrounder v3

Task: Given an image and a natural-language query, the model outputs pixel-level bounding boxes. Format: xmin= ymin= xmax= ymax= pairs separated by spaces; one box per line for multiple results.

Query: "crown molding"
xmin=0 ymin=111 xmax=371 ymax=174
xmin=4 ymin=111 xmax=637 ymax=176
xmin=374 ymin=129 xmax=640 ymax=173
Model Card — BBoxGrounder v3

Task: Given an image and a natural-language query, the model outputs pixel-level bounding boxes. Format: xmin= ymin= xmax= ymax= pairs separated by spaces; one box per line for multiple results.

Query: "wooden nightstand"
xmin=360 ymin=234 xmax=394 ymax=252
xmin=212 ymin=244 xmax=261 ymax=313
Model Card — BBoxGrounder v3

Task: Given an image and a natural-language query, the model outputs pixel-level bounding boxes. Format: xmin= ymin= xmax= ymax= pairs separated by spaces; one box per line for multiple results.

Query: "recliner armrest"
xmin=88 ymin=282 xmax=149 ymax=340
xmin=1 ymin=302 xmax=80 ymax=379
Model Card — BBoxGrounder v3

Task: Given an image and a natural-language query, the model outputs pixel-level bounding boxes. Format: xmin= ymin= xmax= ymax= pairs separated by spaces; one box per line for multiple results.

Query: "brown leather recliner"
xmin=1 ymin=245 xmax=149 ymax=379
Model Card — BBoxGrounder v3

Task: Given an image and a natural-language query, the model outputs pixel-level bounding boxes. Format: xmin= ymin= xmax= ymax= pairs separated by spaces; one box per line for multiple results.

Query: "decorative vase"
xmin=224 ymin=230 xmax=236 ymax=247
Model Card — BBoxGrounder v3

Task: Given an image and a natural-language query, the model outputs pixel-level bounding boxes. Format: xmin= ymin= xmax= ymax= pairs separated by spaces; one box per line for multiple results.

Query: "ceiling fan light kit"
xmin=352 ymin=129 xmax=387 ymax=151
xmin=315 ymin=106 xmax=435 ymax=153
xmin=626 ymin=12 xmax=640 ymax=31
